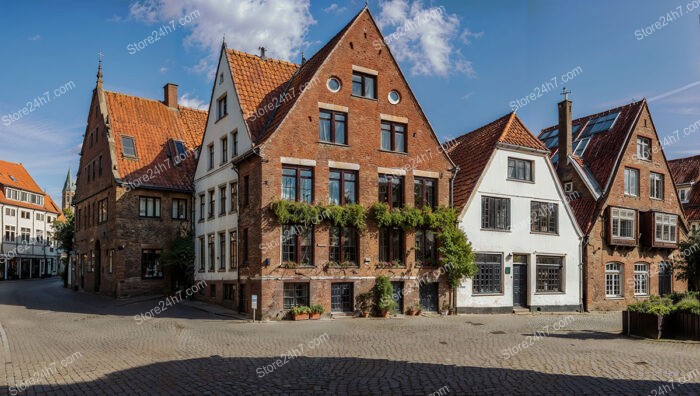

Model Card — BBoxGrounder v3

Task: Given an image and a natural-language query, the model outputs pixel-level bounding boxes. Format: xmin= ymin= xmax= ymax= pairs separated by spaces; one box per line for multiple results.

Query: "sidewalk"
xmin=179 ymin=299 xmax=249 ymax=320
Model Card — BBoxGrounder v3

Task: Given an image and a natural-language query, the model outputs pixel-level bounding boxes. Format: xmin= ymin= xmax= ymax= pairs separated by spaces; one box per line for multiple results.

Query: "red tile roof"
xmin=669 ymin=154 xmax=700 ymax=222
xmin=446 ymin=112 xmax=546 ymax=209
xmin=0 ymin=160 xmax=61 ymax=214
xmin=104 ymin=91 xmax=207 ymax=191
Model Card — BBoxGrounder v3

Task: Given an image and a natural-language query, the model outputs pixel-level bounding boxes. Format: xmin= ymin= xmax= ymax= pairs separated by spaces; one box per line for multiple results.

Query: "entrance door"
xmin=513 ymin=264 xmax=528 ymax=307
xmin=659 ymin=264 xmax=672 ymax=296
xmin=331 ymin=283 xmax=354 ymax=312
xmin=419 ymin=282 xmax=439 ymax=312
xmin=391 ymin=281 xmax=404 ymax=313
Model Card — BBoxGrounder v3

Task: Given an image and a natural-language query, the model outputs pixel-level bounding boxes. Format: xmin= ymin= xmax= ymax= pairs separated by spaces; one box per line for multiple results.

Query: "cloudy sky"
xmin=1 ymin=0 xmax=699 ymax=205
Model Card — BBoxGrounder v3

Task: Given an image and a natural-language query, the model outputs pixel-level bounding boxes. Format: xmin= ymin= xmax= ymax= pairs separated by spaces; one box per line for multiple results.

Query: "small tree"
xmin=677 ymin=233 xmax=700 ymax=291
xmin=437 ymin=225 xmax=477 ymax=288
xmin=161 ymin=227 xmax=195 ymax=291
xmin=52 ymin=208 xmax=74 ymax=253
xmin=374 ymin=275 xmax=397 ymax=315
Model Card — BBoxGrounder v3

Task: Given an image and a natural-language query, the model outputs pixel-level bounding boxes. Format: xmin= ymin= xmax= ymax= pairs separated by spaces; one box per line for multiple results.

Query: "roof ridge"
xmin=541 ymin=99 xmax=646 ymax=133
xmin=104 ymin=90 xmax=206 ymax=113
xmin=669 ymin=153 xmax=700 ymax=163
xmin=226 ymin=48 xmax=300 ymax=67
xmin=453 ymin=112 xmax=513 ymax=143
xmin=497 ymin=112 xmax=517 ymax=142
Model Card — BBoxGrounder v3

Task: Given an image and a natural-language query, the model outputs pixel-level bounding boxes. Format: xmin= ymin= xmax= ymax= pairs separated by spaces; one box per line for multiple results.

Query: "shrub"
xmin=627 ymin=295 xmax=674 ymax=316
xmin=310 ymin=304 xmax=325 ymax=314
xmin=374 ymin=275 xmax=397 ymax=314
xmin=290 ymin=306 xmax=310 ymax=315
xmin=675 ymin=297 xmax=700 ymax=315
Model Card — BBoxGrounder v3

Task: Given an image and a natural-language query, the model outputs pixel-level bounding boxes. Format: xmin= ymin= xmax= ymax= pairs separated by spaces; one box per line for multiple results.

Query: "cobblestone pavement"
xmin=0 ymin=279 xmax=698 ymax=395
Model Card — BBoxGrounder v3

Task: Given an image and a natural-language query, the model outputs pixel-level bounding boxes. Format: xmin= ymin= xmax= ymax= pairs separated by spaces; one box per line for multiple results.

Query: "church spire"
xmin=96 ymin=51 xmax=104 ymax=89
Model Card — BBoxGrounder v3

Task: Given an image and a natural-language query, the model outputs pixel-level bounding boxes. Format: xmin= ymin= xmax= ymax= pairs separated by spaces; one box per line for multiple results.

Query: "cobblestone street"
xmin=0 ymin=279 xmax=698 ymax=395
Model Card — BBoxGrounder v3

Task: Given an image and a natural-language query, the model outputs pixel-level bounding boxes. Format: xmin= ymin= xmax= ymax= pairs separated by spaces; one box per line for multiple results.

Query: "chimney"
xmin=163 ymin=83 xmax=178 ymax=108
xmin=557 ymin=93 xmax=573 ymax=179
xmin=259 ymin=46 xmax=266 ymax=60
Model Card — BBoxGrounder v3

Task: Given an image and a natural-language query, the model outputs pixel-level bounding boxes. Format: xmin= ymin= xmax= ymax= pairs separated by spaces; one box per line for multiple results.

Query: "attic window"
xmin=9 ymin=175 xmax=16 ymax=182
xmin=170 ymin=140 xmax=187 ymax=165
xmin=219 ymin=72 xmax=224 ymax=85
xmin=122 ymin=136 xmax=137 ymax=158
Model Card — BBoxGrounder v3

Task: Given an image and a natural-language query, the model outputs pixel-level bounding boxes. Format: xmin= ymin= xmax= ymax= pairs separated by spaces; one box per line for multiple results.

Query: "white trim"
xmin=569 ymin=155 xmax=602 ymax=200
xmin=413 ymin=170 xmax=439 ymax=178
xmin=318 ymin=102 xmax=348 ymax=113
xmin=380 ymin=113 xmax=408 ymax=124
xmin=328 ymin=160 xmax=360 ymax=171
xmin=352 ymin=65 xmax=378 ymax=76
xmin=280 ymin=157 xmax=316 ymax=167
xmin=378 ymin=166 xmax=406 ymax=176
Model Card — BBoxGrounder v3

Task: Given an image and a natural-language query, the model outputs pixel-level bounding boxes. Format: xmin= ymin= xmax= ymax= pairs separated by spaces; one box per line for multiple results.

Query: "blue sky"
xmin=1 ymin=0 xmax=699 ymax=205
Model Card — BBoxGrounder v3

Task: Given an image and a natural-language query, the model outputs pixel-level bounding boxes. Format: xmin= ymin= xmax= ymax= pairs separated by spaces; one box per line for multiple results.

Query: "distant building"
xmin=668 ymin=155 xmax=700 ymax=233
xmin=0 ymin=160 xmax=62 ymax=280
xmin=62 ymin=168 xmax=75 ymax=212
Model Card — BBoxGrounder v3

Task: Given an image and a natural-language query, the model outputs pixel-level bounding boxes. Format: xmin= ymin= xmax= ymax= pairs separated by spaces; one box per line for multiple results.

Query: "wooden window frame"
xmin=329 ymin=169 xmax=357 ymax=205
xmin=319 ymin=110 xmax=348 ymax=145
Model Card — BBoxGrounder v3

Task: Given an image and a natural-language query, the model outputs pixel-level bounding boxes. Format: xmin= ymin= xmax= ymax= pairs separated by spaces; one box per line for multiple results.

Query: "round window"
xmin=388 ymin=90 xmax=401 ymax=104
xmin=327 ymin=77 xmax=341 ymax=93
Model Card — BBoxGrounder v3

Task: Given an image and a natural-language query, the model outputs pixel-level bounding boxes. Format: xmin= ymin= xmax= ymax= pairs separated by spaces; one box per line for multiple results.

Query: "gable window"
xmin=414 ymin=177 xmax=437 ymax=209
xmin=473 ymin=253 xmax=503 ymax=294
xmin=232 ymin=131 xmax=239 ymax=157
xmin=634 ymin=263 xmax=649 ymax=296
xmin=351 ymin=71 xmax=376 ymax=99
xmin=172 ymin=198 xmax=187 ymax=220
xmin=379 ymin=227 xmax=404 ymax=265
xmin=208 ymin=190 xmax=215 ymax=219
xmin=283 ymin=283 xmax=309 ymax=309
xmin=530 ymin=201 xmax=558 ymax=234
xmin=605 ymin=263 xmax=622 ymax=297
xmin=329 ymin=169 xmax=357 ymax=205
xmin=507 ymin=158 xmax=533 ymax=182
xmin=380 ymin=121 xmax=407 ymax=153
xmin=208 ymin=234 xmax=215 ymax=271
xmin=282 ymin=166 xmax=313 ymax=203
xmin=329 ymin=226 xmax=358 ymax=266
xmin=679 ymin=188 xmax=690 ymax=203
xmin=219 ymin=232 xmax=226 ymax=270
xmin=282 ymin=225 xmax=313 ymax=266
xmin=611 ymin=207 xmax=635 ymax=239
xmin=97 ymin=199 xmax=108 ymax=223
xmin=650 ymin=172 xmax=664 ymax=200
xmin=230 ymin=182 xmax=238 ymax=213
xmin=199 ymin=194 xmax=205 ymax=221
xmin=481 ymin=196 xmax=510 ymax=231
xmin=139 ymin=197 xmax=161 ymax=218
xmin=141 ymin=249 xmax=163 ymax=279
xmin=319 ymin=110 xmax=347 ymax=144
xmin=217 ymin=94 xmax=228 ymax=120
xmin=221 ymin=136 xmax=228 ymax=164
xmin=122 ymin=136 xmax=137 ymax=158
xmin=637 ymin=137 xmax=651 ymax=161
xmin=219 ymin=72 xmax=224 ymax=85
xmin=415 ymin=229 xmax=437 ymax=266
xmin=536 ymin=256 xmax=563 ymax=292
xmin=655 ymin=213 xmax=678 ymax=243
xmin=624 ymin=168 xmax=639 ymax=197
xmin=378 ymin=174 xmax=404 ymax=209
xmin=208 ymin=144 xmax=214 ymax=170
xmin=219 ymin=186 xmax=227 ymax=215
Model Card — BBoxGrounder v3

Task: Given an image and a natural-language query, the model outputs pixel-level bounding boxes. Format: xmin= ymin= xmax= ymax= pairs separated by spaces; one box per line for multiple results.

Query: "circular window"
xmin=388 ymin=90 xmax=401 ymax=104
xmin=327 ymin=77 xmax=341 ymax=93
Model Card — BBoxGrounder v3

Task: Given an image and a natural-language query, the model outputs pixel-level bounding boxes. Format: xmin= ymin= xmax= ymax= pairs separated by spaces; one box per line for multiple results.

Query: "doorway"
xmin=419 ymin=282 xmax=439 ymax=312
xmin=331 ymin=282 xmax=354 ymax=312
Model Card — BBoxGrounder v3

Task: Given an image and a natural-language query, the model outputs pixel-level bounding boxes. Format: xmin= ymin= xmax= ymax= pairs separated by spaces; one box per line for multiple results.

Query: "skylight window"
xmin=573 ymin=137 xmax=591 ymax=156
xmin=122 ymin=136 xmax=137 ymax=158
xmin=579 ymin=112 xmax=619 ymax=138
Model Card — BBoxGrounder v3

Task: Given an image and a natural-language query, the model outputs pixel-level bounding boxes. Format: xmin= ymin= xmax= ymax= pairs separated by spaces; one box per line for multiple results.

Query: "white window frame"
xmin=679 ymin=188 xmax=690 ymax=203
xmin=636 ymin=137 xmax=651 ymax=161
xmin=634 ymin=263 xmax=649 ymax=296
xmin=650 ymin=172 xmax=664 ymax=200
xmin=624 ymin=168 xmax=639 ymax=197
xmin=611 ymin=208 xmax=636 ymax=240
xmin=654 ymin=213 xmax=678 ymax=244
xmin=605 ymin=263 xmax=622 ymax=297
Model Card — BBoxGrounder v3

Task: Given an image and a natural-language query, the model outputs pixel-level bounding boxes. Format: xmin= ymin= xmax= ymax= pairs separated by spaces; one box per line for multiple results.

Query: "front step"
xmin=512 ymin=307 xmax=530 ymax=314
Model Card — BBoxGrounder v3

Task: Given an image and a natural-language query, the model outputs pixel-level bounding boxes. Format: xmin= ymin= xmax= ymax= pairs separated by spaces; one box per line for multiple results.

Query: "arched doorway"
xmin=94 ymin=240 xmax=101 ymax=292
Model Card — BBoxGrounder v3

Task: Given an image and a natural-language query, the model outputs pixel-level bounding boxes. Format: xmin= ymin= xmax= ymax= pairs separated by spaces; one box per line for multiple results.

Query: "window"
xmin=388 ymin=90 xmax=400 ymax=104
xmin=655 ymin=213 xmax=678 ymax=243
xmin=208 ymin=234 xmax=215 ymax=271
xmin=5 ymin=226 xmax=15 ymax=242
xmin=199 ymin=237 xmax=205 ymax=271
xmin=229 ymin=231 xmax=238 ymax=269
xmin=219 ymin=232 xmax=226 ymax=270
xmin=378 ymin=174 xmax=404 ymax=209
xmin=223 ymin=284 xmax=235 ymax=300
xmin=232 ymin=131 xmax=238 ymax=157
xmin=481 ymin=196 xmax=510 ymax=231
xmin=380 ymin=121 xmax=407 ymax=153
xmin=35 ymin=213 xmax=44 ymax=221
xmin=5 ymin=208 xmax=15 ymax=216
xmin=573 ymin=138 xmax=591 ymax=156
xmin=650 ymin=172 xmax=664 ymax=199
xmin=219 ymin=186 xmax=227 ymax=215
xmin=351 ymin=71 xmax=376 ymax=99
xmin=679 ymin=188 xmax=690 ymax=203
xmin=242 ymin=176 xmax=249 ymax=208
xmin=327 ymin=77 xmax=341 ymax=93
xmin=634 ymin=263 xmax=649 ymax=296
xmin=507 ymin=158 xmax=533 ymax=181
xmin=605 ymin=263 xmax=622 ymax=297
xmin=221 ymin=136 xmax=228 ymax=164
xmin=219 ymin=72 xmax=224 ymax=84
xmin=230 ymin=182 xmax=238 ymax=213
xmin=530 ymin=201 xmax=558 ymax=234
xmin=319 ymin=110 xmax=347 ymax=144
xmin=208 ymin=190 xmax=215 ymax=218
xmin=207 ymin=144 xmax=214 ymax=170
xmin=282 ymin=225 xmax=314 ymax=266
xmin=97 ymin=199 xmax=108 ymax=223
xmin=21 ymin=211 xmax=30 ymax=219
xmin=20 ymin=228 xmax=30 ymax=243
xmin=611 ymin=207 xmax=636 ymax=239
xmin=414 ymin=177 xmax=436 ymax=209
xmin=637 ymin=137 xmax=651 ymax=161
xmin=217 ymin=94 xmax=228 ymax=120
xmin=283 ymin=283 xmax=309 ymax=309
xmin=473 ymin=253 xmax=503 ymax=294
xmin=282 ymin=166 xmax=313 ymax=203
xmin=415 ymin=229 xmax=437 ymax=266
xmin=139 ymin=197 xmax=161 ymax=218
xmin=329 ymin=169 xmax=357 ymax=205
xmin=172 ymin=198 xmax=187 ymax=220
xmin=536 ymin=256 xmax=563 ymax=292
xmin=329 ymin=226 xmax=358 ymax=266
xmin=564 ymin=182 xmax=574 ymax=193
xmin=624 ymin=168 xmax=639 ymax=197
xmin=122 ymin=136 xmax=136 ymax=157
xmin=141 ymin=249 xmax=163 ymax=279
xmin=241 ymin=228 xmax=249 ymax=266
xmin=172 ymin=140 xmax=187 ymax=164
xmin=199 ymin=194 xmax=205 ymax=221
xmin=379 ymin=227 xmax=404 ymax=265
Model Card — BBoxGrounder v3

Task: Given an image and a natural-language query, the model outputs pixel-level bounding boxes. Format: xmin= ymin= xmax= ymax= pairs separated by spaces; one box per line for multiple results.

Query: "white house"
xmin=193 ymin=42 xmax=256 ymax=310
xmin=446 ymin=113 xmax=583 ymax=313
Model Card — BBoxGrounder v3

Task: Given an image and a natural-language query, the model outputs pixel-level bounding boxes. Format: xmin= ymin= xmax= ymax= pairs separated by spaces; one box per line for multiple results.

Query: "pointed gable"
xmin=670 ymin=154 xmax=700 ymax=222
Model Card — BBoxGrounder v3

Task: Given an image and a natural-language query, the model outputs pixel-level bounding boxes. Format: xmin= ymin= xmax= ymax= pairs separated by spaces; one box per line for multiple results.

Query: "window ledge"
xmin=506 ymin=178 xmax=535 ymax=184
xmin=318 ymin=141 xmax=350 ymax=147
xmin=378 ymin=149 xmax=408 ymax=156
xmin=634 ymin=294 xmax=650 ymax=298
xmin=530 ymin=232 xmax=560 ymax=236
xmin=350 ymin=95 xmax=378 ymax=101
xmin=650 ymin=197 xmax=664 ymax=202
xmin=472 ymin=293 xmax=504 ymax=297
xmin=481 ymin=228 xmax=511 ymax=233
xmin=534 ymin=291 xmax=565 ymax=295
xmin=214 ymin=115 xmax=228 ymax=124
xmin=605 ymin=296 xmax=624 ymax=300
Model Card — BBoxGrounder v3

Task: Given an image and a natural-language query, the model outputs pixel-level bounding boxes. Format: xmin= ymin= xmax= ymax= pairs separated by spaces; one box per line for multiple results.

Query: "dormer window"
xmin=679 ymin=188 xmax=690 ymax=203
xmin=170 ymin=139 xmax=187 ymax=165
xmin=122 ymin=136 xmax=137 ymax=158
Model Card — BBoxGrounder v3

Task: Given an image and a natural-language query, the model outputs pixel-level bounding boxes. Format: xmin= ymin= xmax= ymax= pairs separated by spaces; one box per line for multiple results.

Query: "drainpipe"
xmin=449 ymin=166 xmax=459 ymax=315
xmin=579 ymin=236 xmax=587 ymax=313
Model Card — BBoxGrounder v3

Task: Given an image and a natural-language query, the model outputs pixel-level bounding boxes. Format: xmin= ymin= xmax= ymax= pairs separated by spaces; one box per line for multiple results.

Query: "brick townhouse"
xmin=538 ymin=97 xmax=688 ymax=310
xmin=193 ymin=7 xmax=455 ymax=318
xmin=669 ymin=154 xmax=700 ymax=233
xmin=72 ymin=62 xmax=206 ymax=297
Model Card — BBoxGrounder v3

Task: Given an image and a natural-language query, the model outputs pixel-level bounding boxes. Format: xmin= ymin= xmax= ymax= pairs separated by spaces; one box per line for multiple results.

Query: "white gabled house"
xmin=446 ymin=113 xmax=583 ymax=313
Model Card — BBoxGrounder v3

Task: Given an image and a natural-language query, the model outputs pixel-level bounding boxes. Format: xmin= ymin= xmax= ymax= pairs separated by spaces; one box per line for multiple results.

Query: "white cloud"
xmin=376 ymin=0 xmax=478 ymax=77
xmin=460 ymin=28 xmax=483 ymax=45
xmin=159 ymin=66 xmax=168 ymax=73
xmin=461 ymin=91 xmax=474 ymax=100
xmin=323 ymin=3 xmax=347 ymax=14
xmin=179 ymin=93 xmax=207 ymax=110
xmin=129 ymin=0 xmax=315 ymax=76
xmin=28 ymin=34 xmax=41 ymax=41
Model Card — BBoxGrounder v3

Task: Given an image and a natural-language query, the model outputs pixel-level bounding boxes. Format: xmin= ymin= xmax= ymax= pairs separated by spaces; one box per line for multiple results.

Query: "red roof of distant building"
xmin=0 ymin=160 xmax=61 ymax=214
xmin=669 ymin=154 xmax=700 ymax=222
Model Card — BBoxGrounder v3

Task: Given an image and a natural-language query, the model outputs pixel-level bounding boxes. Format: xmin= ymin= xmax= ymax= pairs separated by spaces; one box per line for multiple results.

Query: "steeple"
xmin=96 ymin=51 xmax=104 ymax=89
xmin=62 ymin=168 xmax=75 ymax=211
xmin=63 ymin=168 xmax=74 ymax=191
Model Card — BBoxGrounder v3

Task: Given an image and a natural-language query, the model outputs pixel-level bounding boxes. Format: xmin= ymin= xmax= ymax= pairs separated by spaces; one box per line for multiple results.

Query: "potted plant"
xmin=290 ymin=306 xmax=310 ymax=320
xmin=355 ymin=292 xmax=373 ymax=318
xmin=374 ymin=275 xmax=397 ymax=317
xmin=407 ymin=303 xmax=422 ymax=316
xmin=309 ymin=304 xmax=324 ymax=320
xmin=406 ymin=305 xmax=416 ymax=316
xmin=441 ymin=301 xmax=452 ymax=316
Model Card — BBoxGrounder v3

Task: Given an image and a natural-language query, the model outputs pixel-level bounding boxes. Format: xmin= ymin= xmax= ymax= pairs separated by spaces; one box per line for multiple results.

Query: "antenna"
xmin=561 ymin=87 xmax=571 ymax=101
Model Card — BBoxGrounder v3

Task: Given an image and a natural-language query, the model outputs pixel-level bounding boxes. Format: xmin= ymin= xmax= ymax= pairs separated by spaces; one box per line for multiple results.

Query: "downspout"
xmin=450 ymin=166 xmax=460 ymax=315
xmin=579 ymin=236 xmax=587 ymax=313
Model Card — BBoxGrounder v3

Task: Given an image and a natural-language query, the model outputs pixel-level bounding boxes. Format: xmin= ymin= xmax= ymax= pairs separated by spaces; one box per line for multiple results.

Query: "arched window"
xmin=605 ymin=263 xmax=622 ymax=297
xmin=634 ymin=263 xmax=649 ymax=296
